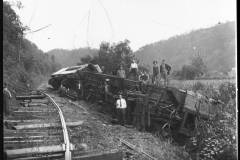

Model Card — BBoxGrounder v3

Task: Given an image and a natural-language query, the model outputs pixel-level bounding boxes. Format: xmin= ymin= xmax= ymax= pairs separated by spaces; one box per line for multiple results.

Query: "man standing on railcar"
xmin=160 ymin=59 xmax=171 ymax=86
xmin=116 ymin=92 xmax=127 ymax=125
xmin=117 ymin=65 xmax=126 ymax=78
xmin=129 ymin=59 xmax=138 ymax=80
xmin=152 ymin=61 xmax=160 ymax=85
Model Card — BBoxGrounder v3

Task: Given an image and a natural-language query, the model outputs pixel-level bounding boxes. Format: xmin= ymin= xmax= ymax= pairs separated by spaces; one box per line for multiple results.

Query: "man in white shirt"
xmin=129 ymin=59 xmax=138 ymax=80
xmin=116 ymin=93 xmax=127 ymax=125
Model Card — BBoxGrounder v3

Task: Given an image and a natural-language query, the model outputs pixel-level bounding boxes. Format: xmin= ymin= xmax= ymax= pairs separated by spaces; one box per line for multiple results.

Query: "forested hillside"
xmin=3 ymin=1 xmax=60 ymax=92
xmin=46 ymin=48 xmax=98 ymax=67
xmin=135 ymin=21 xmax=235 ymax=73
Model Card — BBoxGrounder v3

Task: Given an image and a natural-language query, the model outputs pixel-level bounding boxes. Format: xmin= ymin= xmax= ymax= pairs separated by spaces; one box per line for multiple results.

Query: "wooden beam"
xmin=72 ymin=150 xmax=123 ymax=160
xmin=12 ymin=153 xmax=64 ymax=160
xmin=16 ymin=95 xmax=46 ymax=100
xmin=4 ymin=135 xmax=60 ymax=140
xmin=4 ymin=119 xmax=45 ymax=123
xmin=13 ymin=121 xmax=84 ymax=130
xmin=13 ymin=111 xmax=55 ymax=113
xmin=19 ymin=103 xmax=48 ymax=107
xmin=6 ymin=145 xmax=65 ymax=156
xmin=4 ymin=139 xmax=59 ymax=143
xmin=31 ymin=99 xmax=49 ymax=103
xmin=28 ymin=103 xmax=49 ymax=107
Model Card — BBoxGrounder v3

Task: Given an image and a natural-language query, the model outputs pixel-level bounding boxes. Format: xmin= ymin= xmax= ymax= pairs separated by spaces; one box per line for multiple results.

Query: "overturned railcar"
xmin=49 ymin=64 xmax=218 ymax=137
xmin=48 ymin=64 xmax=102 ymax=90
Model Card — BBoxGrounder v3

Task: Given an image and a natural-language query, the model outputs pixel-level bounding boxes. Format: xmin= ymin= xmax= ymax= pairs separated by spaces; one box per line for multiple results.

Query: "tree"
xmin=191 ymin=54 xmax=207 ymax=77
xmin=3 ymin=1 xmax=61 ymax=91
xmin=78 ymin=39 xmax=135 ymax=74
xmin=92 ymin=39 xmax=134 ymax=74
xmin=181 ymin=65 xmax=198 ymax=80
xmin=80 ymin=55 xmax=93 ymax=64
xmin=51 ymin=55 xmax=55 ymax=63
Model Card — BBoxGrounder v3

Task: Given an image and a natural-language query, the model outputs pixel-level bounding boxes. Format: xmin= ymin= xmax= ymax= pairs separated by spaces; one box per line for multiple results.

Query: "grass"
xmin=170 ymin=79 xmax=235 ymax=91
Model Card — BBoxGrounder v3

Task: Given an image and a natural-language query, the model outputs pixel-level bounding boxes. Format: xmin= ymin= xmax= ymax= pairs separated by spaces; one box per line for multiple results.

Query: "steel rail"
xmin=42 ymin=92 xmax=72 ymax=160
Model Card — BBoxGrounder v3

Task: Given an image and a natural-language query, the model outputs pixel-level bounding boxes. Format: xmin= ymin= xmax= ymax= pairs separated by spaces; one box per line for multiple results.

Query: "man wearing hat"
xmin=3 ymin=82 xmax=12 ymax=116
xmin=115 ymin=92 xmax=127 ymax=125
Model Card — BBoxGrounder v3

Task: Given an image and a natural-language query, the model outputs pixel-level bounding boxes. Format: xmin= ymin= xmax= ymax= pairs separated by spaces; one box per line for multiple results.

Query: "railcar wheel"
xmin=49 ymin=78 xmax=61 ymax=90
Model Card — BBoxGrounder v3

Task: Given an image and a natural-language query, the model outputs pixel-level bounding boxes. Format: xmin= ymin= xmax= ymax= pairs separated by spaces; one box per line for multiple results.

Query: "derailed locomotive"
xmin=48 ymin=64 xmax=219 ymax=137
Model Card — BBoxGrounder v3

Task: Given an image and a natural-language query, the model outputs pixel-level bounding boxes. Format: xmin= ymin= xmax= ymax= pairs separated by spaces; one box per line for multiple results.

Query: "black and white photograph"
xmin=3 ymin=0 xmax=237 ymax=159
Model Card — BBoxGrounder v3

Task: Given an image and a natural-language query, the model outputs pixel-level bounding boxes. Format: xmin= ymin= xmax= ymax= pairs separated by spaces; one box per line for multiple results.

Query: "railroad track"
xmin=4 ymin=91 xmax=77 ymax=160
xmin=4 ymin=89 xmax=123 ymax=160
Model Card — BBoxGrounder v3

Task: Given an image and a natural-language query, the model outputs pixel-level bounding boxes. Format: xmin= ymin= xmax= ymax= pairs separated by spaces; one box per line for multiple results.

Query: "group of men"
xmin=113 ymin=59 xmax=171 ymax=125
xmin=115 ymin=59 xmax=171 ymax=86
xmin=109 ymin=59 xmax=171 ymax=126
xmin=116 ymin=59 xmax=138 ymax=80
xmin=116 ymin=59 xmax=149 ymax=83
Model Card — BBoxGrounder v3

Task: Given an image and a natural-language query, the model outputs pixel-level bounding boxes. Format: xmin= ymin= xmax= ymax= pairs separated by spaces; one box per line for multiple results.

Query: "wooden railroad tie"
xmin=72 ymin=149 xmax=123 ymax=160
xmin=13 ymin=121 xmax=84 ymax=130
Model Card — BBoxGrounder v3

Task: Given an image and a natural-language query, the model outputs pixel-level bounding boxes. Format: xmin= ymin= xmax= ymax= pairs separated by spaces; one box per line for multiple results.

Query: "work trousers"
xmin=129 ymin=69 xmax=138 ymax=81
xmin=152 ymin=74 xmax=159 ymax=85
xmin=161 ymin=72 xmax=169 ymax=86
xmin=3 ymin=95 xmax=10 ymax=116
xmin=116 ymin=108 xmax=126 ymax=125
xmin=77 ymin=89 xmax=82 ymax=99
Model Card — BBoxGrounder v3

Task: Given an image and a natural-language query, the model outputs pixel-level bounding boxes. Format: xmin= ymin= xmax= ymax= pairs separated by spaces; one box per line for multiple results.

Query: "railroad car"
xmin=48 ymin=64 xmax=219 ymax=137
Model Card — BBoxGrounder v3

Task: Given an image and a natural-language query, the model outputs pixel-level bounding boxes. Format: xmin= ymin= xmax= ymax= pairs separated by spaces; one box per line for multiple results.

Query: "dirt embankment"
xmin=45 ymin=86 xmax=191 ymax=160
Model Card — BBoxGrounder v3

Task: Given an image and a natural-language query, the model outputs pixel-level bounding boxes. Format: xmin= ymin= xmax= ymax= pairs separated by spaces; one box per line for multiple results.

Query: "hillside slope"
xmin=3 ymin=1 xmax=60 ymax=92
xmin=46 ymin=48 xmax=98 ymax=67
xmin=135 ymin=21 xmax=235 ymax=73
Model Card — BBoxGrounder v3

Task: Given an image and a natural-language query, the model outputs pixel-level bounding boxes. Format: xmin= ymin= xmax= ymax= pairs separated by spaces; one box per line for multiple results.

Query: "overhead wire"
xmin=27 ymin=1 xmax=39 ymax=40
xmin=97 ymin=0 xmax=115 ymax=41
xmin=72 ymin=11 xmax=89 ymax=49
xmin=72 ymin=0 xmax=115 ymax=50
xmin=86 ymin=9 xmax=91 ymax=48
xmin=25 ymin=24 xmax=52 ymax=34
xmin=28 ymin=0 xmax=39 ymax=27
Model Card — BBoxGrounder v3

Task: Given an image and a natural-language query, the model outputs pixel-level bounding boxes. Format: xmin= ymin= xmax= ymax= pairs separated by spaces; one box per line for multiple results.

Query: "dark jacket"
xmin=160 ymin=63 xmax=171 ymax=75
xmin=153 ymin=66 xmax=159 ymax=75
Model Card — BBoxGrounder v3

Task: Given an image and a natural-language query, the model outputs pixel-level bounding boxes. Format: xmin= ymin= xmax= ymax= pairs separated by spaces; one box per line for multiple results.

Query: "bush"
xmin=192 ymin=82 xmax=205 ymax=91
xmin=218 ymin=82 xmax=236 ymax=104
xmin=186 ymin=82 xmax=237 ymax=160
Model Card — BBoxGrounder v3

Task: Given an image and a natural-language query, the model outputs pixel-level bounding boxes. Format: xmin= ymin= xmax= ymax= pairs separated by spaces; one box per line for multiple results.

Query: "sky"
xmin=9 ymin=0 xmax=236 ymax=52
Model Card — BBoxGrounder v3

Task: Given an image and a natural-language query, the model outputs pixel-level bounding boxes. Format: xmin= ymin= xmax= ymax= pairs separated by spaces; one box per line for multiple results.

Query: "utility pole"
xmin=17 ymin=24 xmax=51 ymax=63
xmin=18 ymin=33 xmax=22 ymax=63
